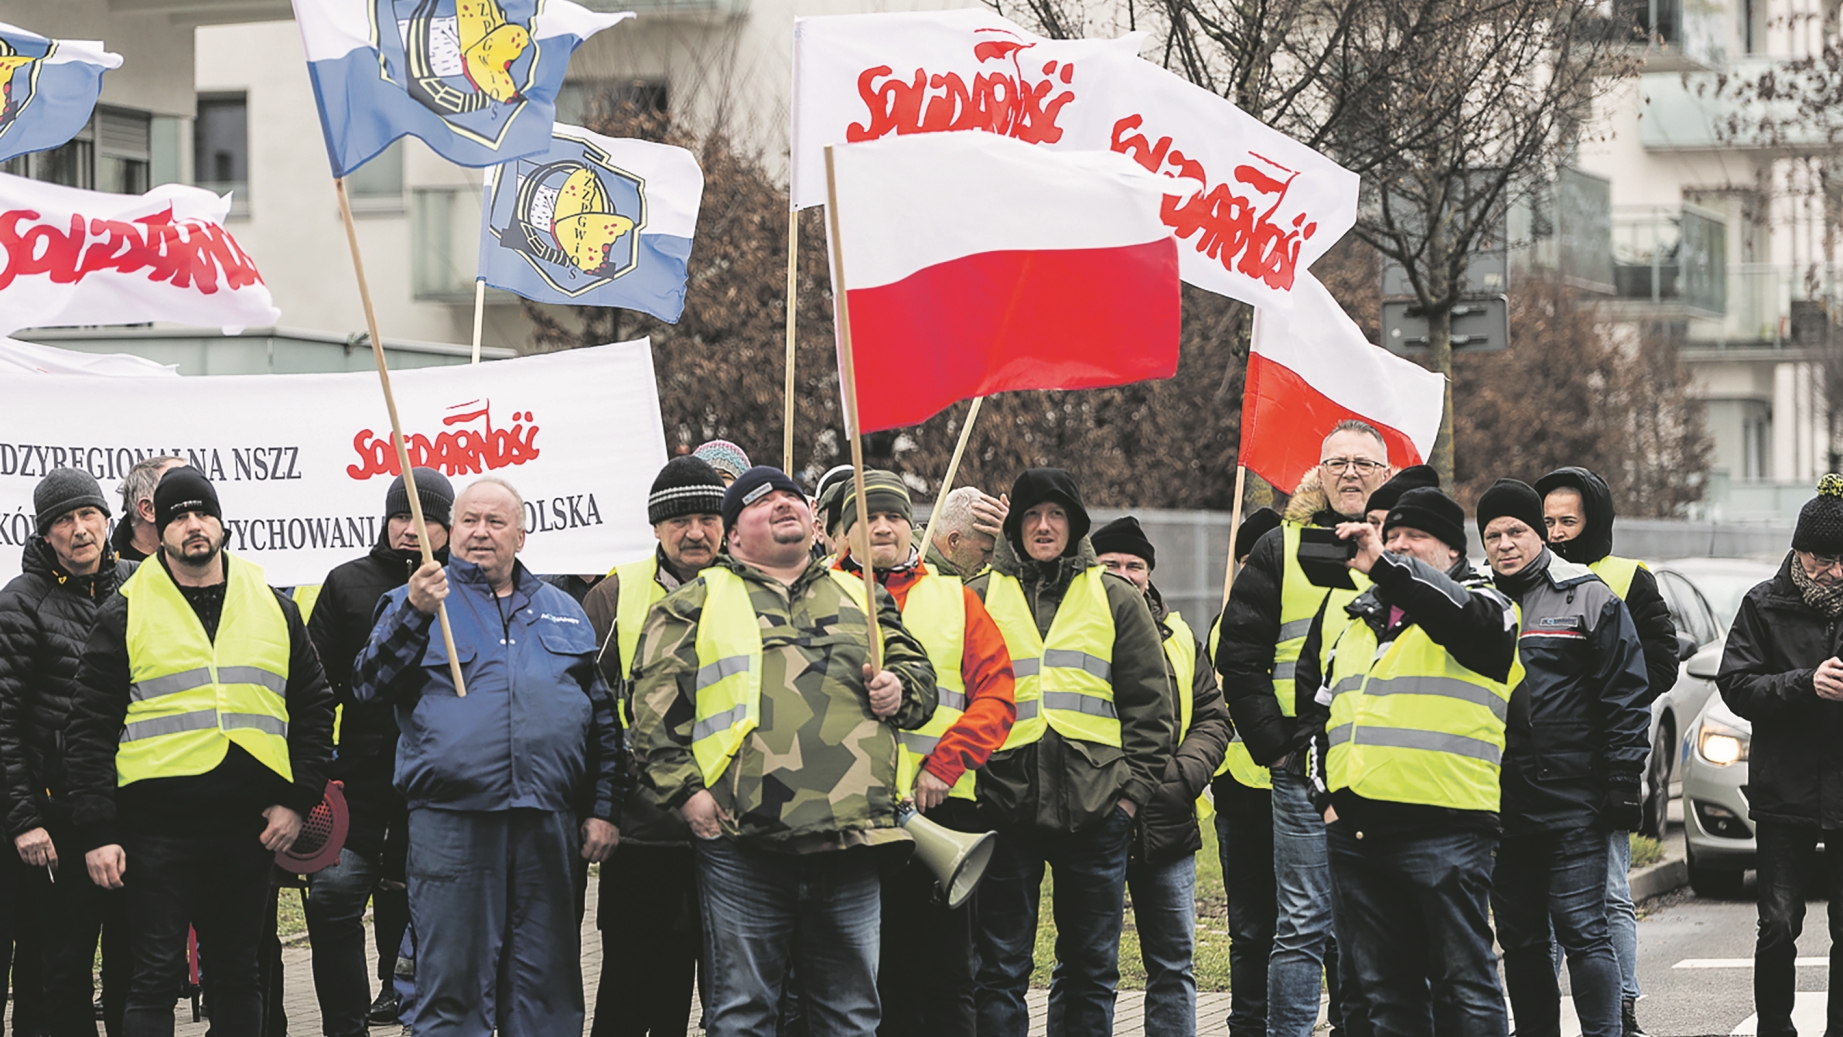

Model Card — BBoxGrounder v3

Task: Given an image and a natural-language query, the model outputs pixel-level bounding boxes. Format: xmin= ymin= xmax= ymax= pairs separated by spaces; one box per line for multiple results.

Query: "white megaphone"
xmin=897 ymin=802 xmax=997 ymax=909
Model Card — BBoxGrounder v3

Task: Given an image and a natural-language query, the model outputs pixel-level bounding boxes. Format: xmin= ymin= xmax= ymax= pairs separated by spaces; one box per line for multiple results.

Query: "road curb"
xmin=1630 ymin=851 xmax=1689 ymax=902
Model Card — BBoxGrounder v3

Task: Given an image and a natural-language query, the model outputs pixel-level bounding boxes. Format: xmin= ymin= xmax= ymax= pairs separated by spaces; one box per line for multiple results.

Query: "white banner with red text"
xmin=0 ymin=173 xmax=280 ymax=337
xmin=790 ymin=9 xmax=1359 ymax=309
xmin=0 ymin=341 xmax=667 ymax=587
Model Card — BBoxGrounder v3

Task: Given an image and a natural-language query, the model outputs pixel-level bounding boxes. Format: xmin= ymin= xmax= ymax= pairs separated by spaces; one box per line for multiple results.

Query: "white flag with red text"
xmin=0 ymin=173 xmax=280 ymax=337
xmin=790 ymin=9 xmax=1358 ymax=309
xmin=1242 ymin=273 xmax=1445 ymax=493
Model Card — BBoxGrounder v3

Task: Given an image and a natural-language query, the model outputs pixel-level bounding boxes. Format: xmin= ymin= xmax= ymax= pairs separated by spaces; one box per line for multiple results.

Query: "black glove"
xmin=1599 ymin=778 xmax=1643 ymax=832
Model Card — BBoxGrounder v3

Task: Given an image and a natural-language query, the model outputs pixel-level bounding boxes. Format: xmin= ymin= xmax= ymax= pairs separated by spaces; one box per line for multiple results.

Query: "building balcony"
xmin=1686 ymin=263 xmax=1843 ymax=350
xmin=1603 ymin=204 xmax=1728 ymax=318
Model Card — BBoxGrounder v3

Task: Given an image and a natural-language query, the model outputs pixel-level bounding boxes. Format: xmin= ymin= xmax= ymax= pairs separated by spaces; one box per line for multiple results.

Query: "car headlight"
xmin=1698 ymin=718 xmax=1750 ymax=765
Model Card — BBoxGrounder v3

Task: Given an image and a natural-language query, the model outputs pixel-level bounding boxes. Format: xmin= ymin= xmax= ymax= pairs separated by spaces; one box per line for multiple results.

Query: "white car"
xmin=1681 ymin=683 xmax=1754 ymax=897
xmin=1639 ymin=559 xmax=1777 ymax=838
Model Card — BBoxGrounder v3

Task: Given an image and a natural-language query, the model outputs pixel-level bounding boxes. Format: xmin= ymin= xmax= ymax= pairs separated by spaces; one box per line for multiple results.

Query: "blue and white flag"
xmin=0 ymin=23 xmax=121 ymax=164
xmin=291 ymin=0 xmax=633 ymax=177
xmin=478 ymin=125 xmax=702 ymax=323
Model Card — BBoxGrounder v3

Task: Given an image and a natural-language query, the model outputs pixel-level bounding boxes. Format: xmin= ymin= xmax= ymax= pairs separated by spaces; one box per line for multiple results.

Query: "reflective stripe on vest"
xmin=1322 ymin=609 xmax=1522 ymax=813
xmin=982 ymin=567 xmax=1118 ymax=748
xmin=893 ymin=570 xmax=975 ymax=801
xmin=1589 ymin=555 xmax=1645 ymax=601
xmin=688 ymin=568 xmax=872 ymax=788
xmin=1209 ymin=613 xmax=1271 ymax=791
xmin=119 ymin=553 xmax=293 ymax=787
xmin=613 ymin=556 xmax=668 ymax=729
xmin=1277 ymin=523 xmax=1368 ymax=717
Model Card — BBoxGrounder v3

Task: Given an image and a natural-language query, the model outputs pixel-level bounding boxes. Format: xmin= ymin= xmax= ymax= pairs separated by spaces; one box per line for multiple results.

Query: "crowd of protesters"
xmin=0 ymin=421 xmax=1837 ymax=1037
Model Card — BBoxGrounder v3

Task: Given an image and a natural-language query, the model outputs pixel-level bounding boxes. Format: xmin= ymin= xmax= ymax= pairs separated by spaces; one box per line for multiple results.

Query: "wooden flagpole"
xmin=336 ymin=177 xmax=467 ymax=696
xmin=822 ymin=145 xmax=882 ymax=672
xmin=783 ymin=210 xmax=799 ymax=472
xmin=1221 ymin=464 xmax=1248 ymax=607
xmin=914 ymin=395 xmax=984 ymax=568
xmin=469 ymin=278 xmax=486 ymax=365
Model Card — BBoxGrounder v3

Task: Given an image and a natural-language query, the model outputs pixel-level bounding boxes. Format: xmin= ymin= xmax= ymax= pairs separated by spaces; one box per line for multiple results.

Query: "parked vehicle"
xmin=1681 ymin=683 xmax=1754 ymax=898
xmin=1639 ymin=558 xmax=1777 ymax=838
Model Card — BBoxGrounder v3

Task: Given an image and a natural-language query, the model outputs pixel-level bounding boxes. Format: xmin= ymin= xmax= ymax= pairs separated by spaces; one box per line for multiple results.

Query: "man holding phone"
xmin=1215 ymin=420 xmax=1393 ymax=1037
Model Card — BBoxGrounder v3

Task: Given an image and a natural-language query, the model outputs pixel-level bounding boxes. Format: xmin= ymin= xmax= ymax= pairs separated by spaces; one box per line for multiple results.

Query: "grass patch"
xmin=1029 ymin=818 xmax=1233 ymax=992
xmin=1629 ymin=833 xmax=1664 ymax=870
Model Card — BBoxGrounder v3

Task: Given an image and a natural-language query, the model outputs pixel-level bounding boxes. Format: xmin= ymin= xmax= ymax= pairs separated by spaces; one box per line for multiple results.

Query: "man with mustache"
xmin=63 ymin=466 xmax=336 ymax=1037
xmin=0 ymin=469 xmax=137 ymax=1037
xmin=581 ymin=456 xmax=728 ymax=1037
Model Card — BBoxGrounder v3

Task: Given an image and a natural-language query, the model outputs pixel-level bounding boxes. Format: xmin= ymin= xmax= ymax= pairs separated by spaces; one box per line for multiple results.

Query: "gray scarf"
xmin=1790 ymin=554 xmax=1843 ymax=618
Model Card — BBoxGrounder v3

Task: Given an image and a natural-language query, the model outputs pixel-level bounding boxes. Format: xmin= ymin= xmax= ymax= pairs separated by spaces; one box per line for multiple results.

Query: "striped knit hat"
xmin=692 ymin=440 xmax=751 ymax=482
xmin=648 ymin=456 xmax=727 ymax=525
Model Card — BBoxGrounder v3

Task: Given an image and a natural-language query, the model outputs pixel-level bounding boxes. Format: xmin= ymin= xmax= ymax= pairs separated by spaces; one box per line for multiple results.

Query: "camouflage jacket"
xmin=630 ymin=553 xmax=937 ymax=853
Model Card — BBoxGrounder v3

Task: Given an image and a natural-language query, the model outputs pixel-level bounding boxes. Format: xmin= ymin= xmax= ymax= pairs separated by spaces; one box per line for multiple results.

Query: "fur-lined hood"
xmin=1283 ymin=467 xmax=1331 ymax=524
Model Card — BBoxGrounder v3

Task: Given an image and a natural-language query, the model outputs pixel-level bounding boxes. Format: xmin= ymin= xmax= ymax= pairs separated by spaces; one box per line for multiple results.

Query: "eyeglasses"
xmin=1808 ymin=553 xmax=1843 ymax=573
xmin=1320 ymin=458 xmax=1387 ymax=474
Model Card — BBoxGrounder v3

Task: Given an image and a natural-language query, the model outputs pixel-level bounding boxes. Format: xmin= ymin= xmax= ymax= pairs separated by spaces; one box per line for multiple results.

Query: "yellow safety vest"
xmin=1589 ymin=555 xmax=1645 ymax=601
xmin=1163 ymin=610 xmax=1196 ymax=739
xmin=1322 ymin=608 xmax=1522 ymax=813
xmin=688 ymin=567 xmax=873 ymax=788
xmin=893 ymin=570 xmax=975 ymax=801
xmin=982 ymin=567 xmax=1118 ymax=749
xmin=610 ymin=556 xmax=668 ymax=729
xmin=119 ymin=554 xmax=293 ymax=787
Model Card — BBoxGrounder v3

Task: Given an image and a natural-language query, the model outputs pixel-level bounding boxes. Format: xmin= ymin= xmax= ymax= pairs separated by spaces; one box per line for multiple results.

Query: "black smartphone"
xmin=1296 ymin=526 xmax=1358 ymax=589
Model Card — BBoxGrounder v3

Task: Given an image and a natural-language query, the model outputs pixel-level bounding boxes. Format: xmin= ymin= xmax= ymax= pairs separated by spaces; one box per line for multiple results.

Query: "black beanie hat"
xmin=1235 ymin=507 xmax=1281 ymax=564
xmin=1384 ymin=487 xmax=1468 ymax=556
xmin=1365 ymin=464 xmax=1440 ymax=516
xmin=722 ymin=465 xmax=807 ymax=530
xmin=839 ymin=470 xmax=914 ymax=529
xmin=1003 ymin=468 xmax=1091 ymax=557
xmin=385 ymin=468 xmax=455 ymax=527
xmin=34 ymin=468 xmax=110 ymax=536
xmin=153 ymin=466 xmax=222 ymax=533
xmin=1475 ymin=478 xmax=1548 ymax=541
xmin=647 ymin=456 xmax=726 ymax=525
xmin=1091 ymin=515 xmax=1157 ymax=569
xmin=1793 ymin=474 xmax=1843 ymax=556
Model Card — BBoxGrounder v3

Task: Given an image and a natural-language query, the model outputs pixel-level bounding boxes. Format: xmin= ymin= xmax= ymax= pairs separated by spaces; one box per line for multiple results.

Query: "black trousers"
xmin=877 ymin=798 xmax=983 ymax=1037
xmin=591 ymin=843 xmax=701 ymax=1037
xmin=1753 ymin=821 xmax=1843 ymax=1037
xmin=34 ymin=819 xmax=127 ymax=1037
xmin=1216 ymin=803 xmax=1276 ymax=1037
xmin=120 ymin=830 xmax=272 ymax=1037
xmin=0 ymin=844 xmax=47 ymax=1037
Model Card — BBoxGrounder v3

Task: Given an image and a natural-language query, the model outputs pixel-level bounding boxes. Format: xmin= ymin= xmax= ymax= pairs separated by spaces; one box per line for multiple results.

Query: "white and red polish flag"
xmin=1242 ymin=273 xmax=1445 ymax=492
xmin=0 ymin=173 xmax=280 ymax=338
xmin=828 ymin=132 xmax=1179 ymax=433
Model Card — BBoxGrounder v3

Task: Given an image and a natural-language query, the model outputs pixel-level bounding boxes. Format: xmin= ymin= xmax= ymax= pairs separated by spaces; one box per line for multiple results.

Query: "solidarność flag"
xmin=1241 ymin=273 xmax=1445 ymax=493
xmin=828 ymin=132 xmax=1179 ymax=434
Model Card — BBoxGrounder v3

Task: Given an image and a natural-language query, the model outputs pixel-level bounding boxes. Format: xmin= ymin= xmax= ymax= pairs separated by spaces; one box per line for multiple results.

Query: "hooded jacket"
xmin=109 ymin=518 xmax=151 ymax=564
xmin=1215 ymin=468 xmax=1345 ymax=768
xmin=967 ymin=469 xmax=1174 ymax=833
xmin=1137 ymin=583 xmax=1231 ymax=864
xmin=1492 ymin=549 xmax=1652 ymax=834
xmin=1716 ymin=554 xmax=1843 ymax=829
xmin=306 ymin=529 xmax=449 ymax=858
xmin=0 ymin=539 xmax=136 ymax=837
xmin=1535 ymin=467 xmax=1680 ymax=702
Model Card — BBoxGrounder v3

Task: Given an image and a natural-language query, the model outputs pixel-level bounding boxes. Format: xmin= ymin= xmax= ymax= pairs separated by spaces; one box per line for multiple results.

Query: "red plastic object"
xmin=276 ymin=779 xmax=348 ymax=874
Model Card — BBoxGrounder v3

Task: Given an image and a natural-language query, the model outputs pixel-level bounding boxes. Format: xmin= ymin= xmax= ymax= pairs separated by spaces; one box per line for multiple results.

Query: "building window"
xmin=346 ymin=140 xmax=405 ymax=212
xmin=1 ymin=106 xmax=148 ymax=193
xmin=195 ymin=94 xmax=247 ymax=196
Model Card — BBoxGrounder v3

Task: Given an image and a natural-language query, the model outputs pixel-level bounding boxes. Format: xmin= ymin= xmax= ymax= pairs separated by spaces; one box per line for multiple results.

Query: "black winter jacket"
xmin=1538 ymin=467 xmax=1680 ymax=701
xmin=1717 ymin=554 xmax=1843 ymax=829
xmin=1216 ymin=474 xmax=1347 ymax=769
xmin=306 ymin=534 xmax=446 ymax=859
xmin=0 ymin=540 xmax=136 ymax=837
xmin=1494 ymin=550 xmax=1651 ymax=834
xmin=1135 ymin=586 xmax=1231 ymax=865
xmin=65 ymin=554 xmax=337 ymax=852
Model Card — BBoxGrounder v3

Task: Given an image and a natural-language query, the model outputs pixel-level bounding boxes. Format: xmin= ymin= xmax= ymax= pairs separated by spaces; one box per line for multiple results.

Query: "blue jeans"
xmin=406 ymin=808 xmax=583 ymax=1037
xmin=1605 ymin=831 xmax=1638 ymax=1001
xmin=1327 ymin=822 xmax=1505 ymax=1037
xmin=307 ymin=849 xmax=383 ymax=1037
xmin=694 ymin=835 xmax=881 ymax=1037
xmin=1216 ymin=805 xmax=1274 ymax=1037
xmin=1126 ymin=854 xmax=1198 ymax=1037
xmin=974 ymin=807 xmax=1133 ymax=1037
xmin=1492 ymin=828 xmax=1620 ymax=1037
xmin=1269 ymin=767 xmax=1339 ymax=1037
